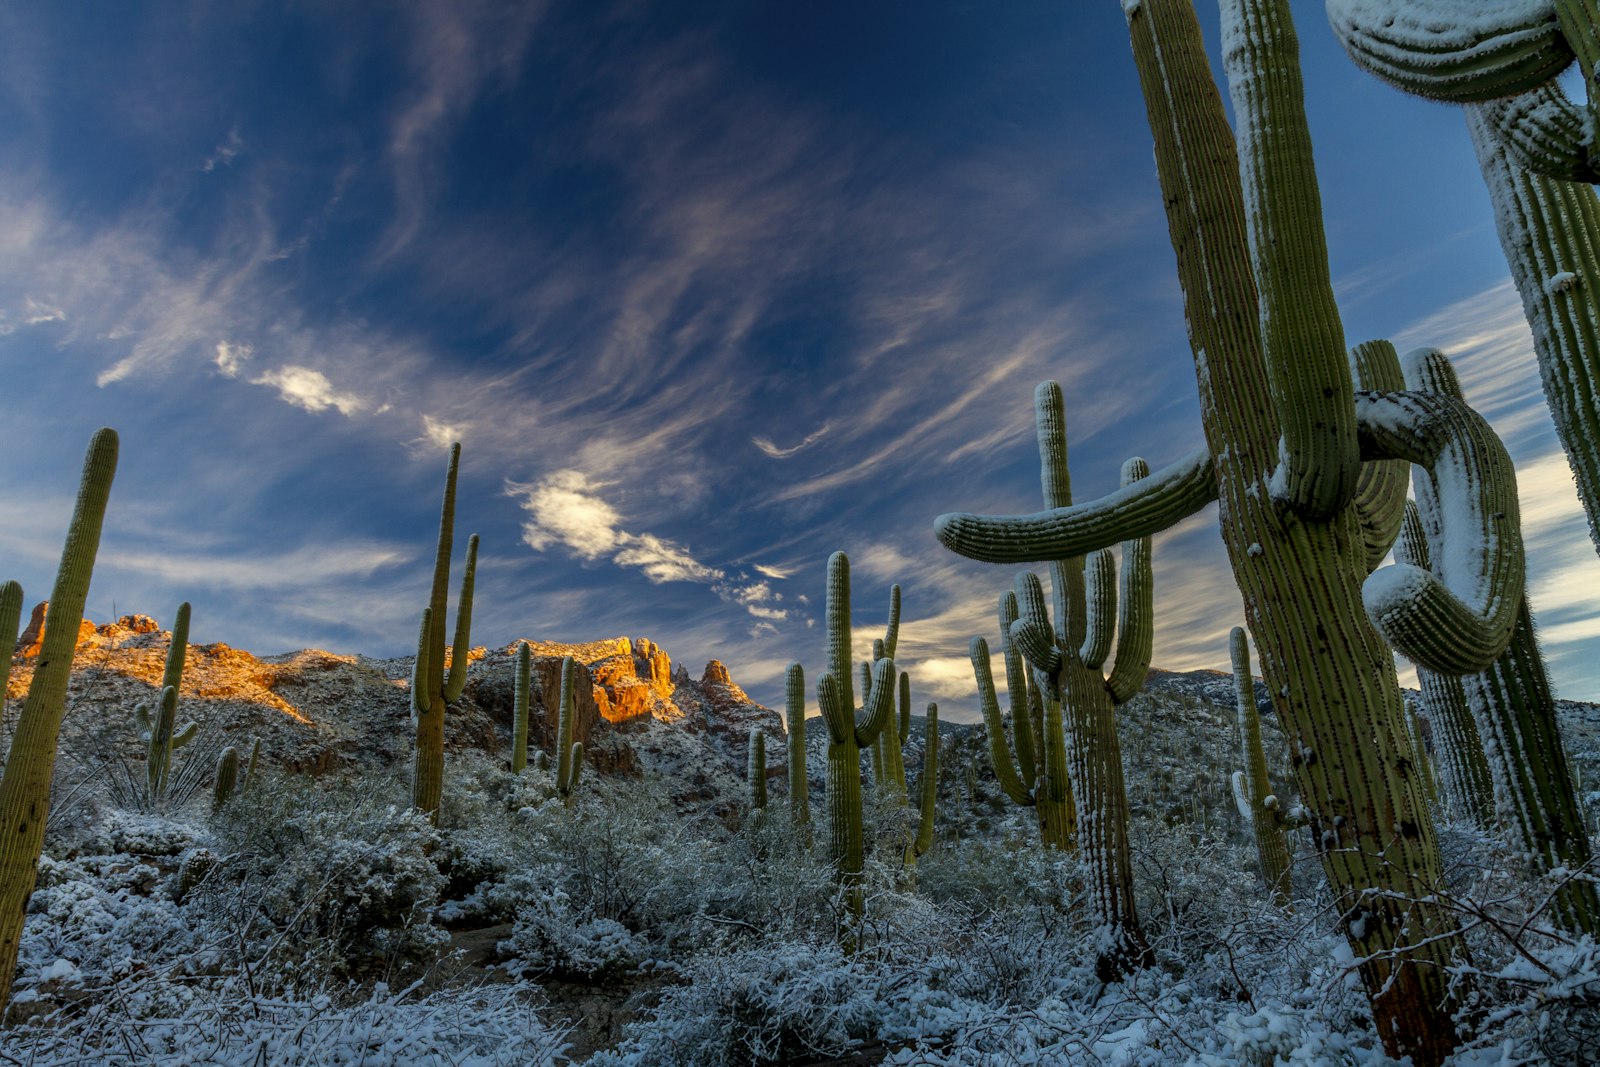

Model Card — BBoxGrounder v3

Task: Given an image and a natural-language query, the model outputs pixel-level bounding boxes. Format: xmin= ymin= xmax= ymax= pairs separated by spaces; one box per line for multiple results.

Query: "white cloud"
xmin=250 ymin=366 xmax=367 ymax=416
xmin=753 ymin=421 xmax=832 ymax=459
xmin=201 ymin=127 xmax=244 ymax=173
xmin=753 ymin=563 xmax=792 ymax=580
xmin=22 ymin=296 xmax=64 ymax=324
xmin=214 ymin=340 xmax=251 ymax=378
xmin=421 ymin=414 xmax=463 ymax=449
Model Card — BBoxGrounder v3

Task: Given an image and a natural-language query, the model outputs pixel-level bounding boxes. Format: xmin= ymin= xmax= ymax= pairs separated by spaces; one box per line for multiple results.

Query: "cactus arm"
xmin=817 ymin=671 xmax=851 ymax=746
xmin=0 ymin=429 xmax=117 ymax=1021
xmin=242 ymin=737 xmax=260 ymax=792
xmin=1473 ymin=82 xmax=1600 ymax=183
xmin=747 ymin=728 xmax=767 ymax=809
xmin=1105 ymin=458 xmax=1155 ymax=704
xmin=996 ymin=592 xmax=1037 ymax=791
xmin=882 ymin=585 xmax=900 ymax=660
xmin=171 ymin=720 xmax=198 ymax=748
xmin=970 ymin=637 xmax=1034 ymax=807
xmin=1348 ymin=341 xmax=1411 ymax=573
xmin=934 ymin=445 xmax=1216 ymax=565
xmin=825 ymin=552 xmax=854 ymax=714
xmin=785 ymin=662 xmax=809 ymax=828
xmin=511 ymin=641 xmax=530 ymax=774
xmin=1231 ymin=770 xmax=1254 ymax=822
xmin=147 ymin=685 xmax=180 ymax=797
xmin=134 ymin=702 xmax=154 ymax=741
xmin=1079 ymin=549 xmax=1116 ymax=671
xmin=854 ymin=657 xmax=896 ymax=749
xmin=565 ymin=742 xmax=583 ymax=797
xmin=1465 ymin=104 xmax=1600 ymax=555
xmin=0 ymin=581 xmax=19 ymax=697
xmin=906 ymin=704 xmax=939 ymax=863
xmin=1324 ymin=0 xmax=1572 ymax=105
xmin=162 ymin=602 xmax=190 ymax=696
xmin=1224 ymin=0 xmax=1359 ymax=520
xmin=411 ymin=608 xmax=432 ymax=719
xmin=1033 ymin=382 xmax=1089 ymax=651
xmin=443 ymin=534 xmax=478 ymax=703
xmin=1354 ymin=387 xmax=1524 ymax=674
xmin=1010 ymin=572 xmax=1062 ymax=678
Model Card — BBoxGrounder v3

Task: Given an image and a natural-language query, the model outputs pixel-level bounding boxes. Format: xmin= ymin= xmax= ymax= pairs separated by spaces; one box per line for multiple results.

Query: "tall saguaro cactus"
xmin=1228 ymin=628 xmax=1303 ymax=908
xmin=511 ymin=642 xmax=531 ymax=774
xmin=903 ymin=704 xmax=939 ymax=867
xmin=0 ymin=428 xmax=117 ymax=1022
xmin=411 ymin=442 xmax=478 ymax=825
xmin=553 ymin=656 xmax=583 ymax=807
xmin=816 ymin=551 xmax=896 ymax=921
xmin=134 ymin=603 xmax=198 ymax=802
xmin=785 ymin=662 xmax=810 ymax=833
xmin=931 ymin=3 xmax=1542 ymax=1059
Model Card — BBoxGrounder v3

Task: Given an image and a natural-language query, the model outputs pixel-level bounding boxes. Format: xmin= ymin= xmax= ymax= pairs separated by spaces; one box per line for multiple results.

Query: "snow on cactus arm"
xmin=1474 ymin=80 xmax=1600 ymax=182
xmin=934 ymin=445 xmax=1216 ymax=564
xmin=1354 ymin=389 xmax=1523 ymax=674
xmin=1326 ymin=0 xmax=1571 ymax=103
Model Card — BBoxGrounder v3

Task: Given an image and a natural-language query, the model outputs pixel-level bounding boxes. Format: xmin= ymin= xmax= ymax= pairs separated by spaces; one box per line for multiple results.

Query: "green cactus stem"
xmin=212 ymin=746 xmax=239 ymax=815
xmin=903 ymin=704 xmax=938 ymax=867
xmin=412 ymin=441 xmax=479 ymax=825
xmin=748 ymin=728 xmax=767 ymax=810
xmin=0 ymin=428 xmax=117 ymax=1023
xmin=1348 ymin=340 xmax=1410 ymax=573
xmin=816 ymin=551 xmax=896 ymax=923
xmin=785 ymin=662 xmax=809 ymax=830
xmin=1402 ymin=347 xmax=1599 ymax=935
xmin=1396 ymin=503 xmax=1497 ymax=829
xmin=134 ymin=604 xmax=199 ymax=802
xmin=0 ymin=581 xmax=22 ymax=708
xmin=1228 ymin=628 xmax=1303 ymax=908
xmin=554 ymin=656 xmax=583 ymax=807
xmin=511 ymin=641 xmax=531 ymax=774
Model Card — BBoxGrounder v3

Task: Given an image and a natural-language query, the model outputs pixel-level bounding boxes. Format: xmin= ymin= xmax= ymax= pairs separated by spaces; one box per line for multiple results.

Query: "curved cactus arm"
xmin=1010 ymin=571 xmax=1062 ymax=677
xmin=162 ymin=602 xmax=191 ymax=696
xmin=817 ymin=671 xmax=852 ymax=746
xmin=565 ymin=742 xmax=583 ymax=798
xmin=1349 ymin=341 xmax=1411 ymax=573
xmin=0 ymin=581 xmax=20 ymax=696
xmin=854 ymin=657 xmax=896 ymax=749
xmin=1354 ymin=387 xmax=1523 ymax=674
xmin=1475 ymin=81 xmax=1600 ymax=183
xmin=134 ymin=702 xmax=154 ymax=742
xmin=1231 ymin=770 xmax=1254 ymax=822
xmin=907 ymin=704 xmax=939 ymax=862
xmin=171 ymin=720 xmax=199 ymax=749
xmin=883 ymin=585 xmax=900 ymax=660
xmin=410 ymin=607 xmax=432 ymax=720
xmin=1080 ymin=549 xmax=1116 ymax=671
xmin=443 ymin=533 xmax=478 ymax=703
xmin=971 ymin=637 xmax=1034 ymax=807
xmin=785 ymin=662 xmax=810 ymax=828
xmin=511 ymin=641 xmax=531 ymax=774
xmin=996 ymin=592 xmax=1038 ymax=790
xmin=1106 ymin=457 xmax=1154 ymax=704
xmin=1223 ymin=0 xmax=1359 ymax=520
xmin=934 ymin=445 xmax=1216 ymax=565
xmin=1325 ymin=0 xmax=1573 ymax=104
xmin=748 ymin=728 xmax=767 ymax=809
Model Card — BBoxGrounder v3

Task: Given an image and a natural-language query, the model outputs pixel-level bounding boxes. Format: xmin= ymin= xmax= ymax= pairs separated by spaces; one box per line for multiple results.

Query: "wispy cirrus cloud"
xmin=754 ymin=422 xmax=832 ymax=459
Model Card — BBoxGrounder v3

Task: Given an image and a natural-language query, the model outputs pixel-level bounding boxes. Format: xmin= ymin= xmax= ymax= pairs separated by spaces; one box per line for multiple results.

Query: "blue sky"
xmin=2 ymin=1 xmax=1596 ymax=716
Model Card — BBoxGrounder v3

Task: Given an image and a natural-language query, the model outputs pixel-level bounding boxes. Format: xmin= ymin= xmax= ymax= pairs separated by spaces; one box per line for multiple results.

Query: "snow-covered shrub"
xmin=208 ymin=772 xmax=447 ymax=984
xmin=81 ymin=807 xmax=205 ymax=857
xmin=500 ymin=878 xmax=642 ymax=980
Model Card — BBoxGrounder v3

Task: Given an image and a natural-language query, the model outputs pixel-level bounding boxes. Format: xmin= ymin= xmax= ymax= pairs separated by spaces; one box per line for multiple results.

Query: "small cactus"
xmin=1228 ymin=627 xmax=1303 ymax=908
xmin=903 ymin=704 xmax=939 ymax=867
xmin=511 ymin=641 xmax=531 ymax=774
xmin=134 ymin=604 xmax=200 ymax=803
xmin=553 ymin=657 xmax=583 ymax=807
xmin=747 ymin=728 xmax=767 ymax=810
xmin=785 ymin=662 xmax=809 ymax=831
xmin=212 ymin=747 xmax=239 ymax=814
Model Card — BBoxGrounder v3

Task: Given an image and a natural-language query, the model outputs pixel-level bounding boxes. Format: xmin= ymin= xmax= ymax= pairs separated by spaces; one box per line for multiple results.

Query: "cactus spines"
xmin=553 ymin=656 xmax=583 ymax=806
xmin=511 ymin=641 xmax=531 ymax=774
xmin=904 ymin=704 xmax=938 ymax=867
xmin=412 ymin=442 xmax=478 ymax=824
xmin=0 ymin=428 xmax=117 ymax=1023
xmin=1229 ymin=628 xmax=1299 ymax=908
xmin=748 ymin=728 xmax=767 ymax=810
xmin=212 ymin=746 xmax=239 ymax=814
xmin=785 ymin=662 xmax=809 ymax=829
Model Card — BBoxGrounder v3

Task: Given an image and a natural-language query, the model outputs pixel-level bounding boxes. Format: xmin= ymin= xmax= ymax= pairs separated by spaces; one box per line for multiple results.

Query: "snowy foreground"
xmin=6 ymin=678 xmax=1599 ymax=1065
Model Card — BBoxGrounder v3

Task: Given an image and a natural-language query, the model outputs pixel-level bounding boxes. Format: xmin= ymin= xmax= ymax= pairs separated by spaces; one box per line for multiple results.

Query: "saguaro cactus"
xmin=747 ymin=728 xmax=767 ymax=810
xmin=1228 ymin=628 xmax=1304 ymax=908
xmin=815 ymin=551 xmax=896 ymax=921
xmin=553 ymin=656 xmax=583 ymax=807
xmin=511 ymin=641 xmax=531 ymax=774
xmin=411 ymin=442 xmax=479 ymax=824
xmin=785 ymin=662 xmax=810 ymax=831
xmin=903 ymin=704 xmax=939 ymax=867
xmin=135 ymin=603 xmax=199 ymax=803
xmin=932 ymin=4 xmax=1539 ymax=1059
xmin=0 ymin=428 xmax=117 ymax=1022
xmin=1402 ymin=348 xmax=1598 ymax=935
xmin=1396 ymin=503 xmax=1496 ymax=829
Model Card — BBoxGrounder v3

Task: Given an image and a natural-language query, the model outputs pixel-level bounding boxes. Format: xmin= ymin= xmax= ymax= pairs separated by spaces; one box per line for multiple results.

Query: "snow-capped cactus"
xmin=135 ymin=603 xmax=199 ymax=802
xmin=1228 ymin=628 xmax=1304 ymax=908
xmin=785 ymin=662 xmax=809 ymax=831
xmin=1401 ymin=348 xmax=1599 ymax=935
xmin=1327 ymin=0 xmax=1600 ymax=181
xmin=815 ymin=551 xmax=897 ymax=923
xmin=411 ymin=442 xmax=479 ymax=825
xmin=0 ymin=428 xmax=117 ymax=1023
xmin=511 ymin=641 xmax=531 ymax=774
xmin=931 ymin=3 xmax=1515 ymax=1057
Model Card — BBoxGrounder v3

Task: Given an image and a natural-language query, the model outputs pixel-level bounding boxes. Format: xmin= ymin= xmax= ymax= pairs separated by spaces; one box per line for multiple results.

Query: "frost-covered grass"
xmin=7 ymin=694 xmax=1599 ymax=1065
